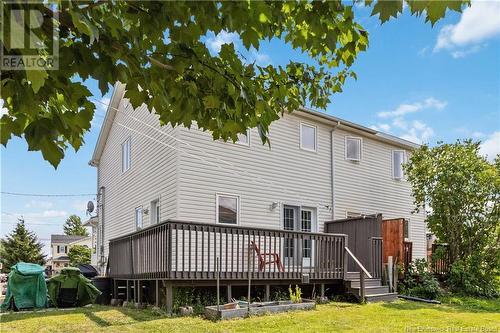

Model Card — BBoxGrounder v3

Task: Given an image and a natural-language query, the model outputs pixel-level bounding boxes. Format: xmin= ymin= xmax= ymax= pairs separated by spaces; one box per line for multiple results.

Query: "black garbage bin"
xmin=92 ymin=277 xmax=111 ymax=305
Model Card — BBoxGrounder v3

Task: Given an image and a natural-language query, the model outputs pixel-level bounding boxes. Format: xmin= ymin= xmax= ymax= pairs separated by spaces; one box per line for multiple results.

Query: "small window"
xmin=57 ymin=245 xmax=66 ymax=253
xmin=404 ymin=219 xmax=410 ymax=239
xmin=216 ymin=194 xmax=239 ymax=225
xmin=135 ymin=207 xmax=143 ymax=229
xmin=121 ymin=137 xmax=131 ymax=172
xmin=392 ymin=150 xmax=406 ymax=179
xmin=235 ymin=130 xmax=250 ymax=146
xmin=345 ymin=137 xmax=362 ymax=161
xmin=150 ymin=199 xmax=160 ymax=224
xmin=300 ymin=122 xmax=317 ymax=152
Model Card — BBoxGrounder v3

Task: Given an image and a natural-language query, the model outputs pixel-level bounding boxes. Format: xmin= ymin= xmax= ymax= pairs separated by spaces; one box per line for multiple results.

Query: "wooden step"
xmin=365 ymin=292 xmax=398 ymax=303
xmin=350 ymin=285 xmax=390 ymax=296
xmin=348 ymin=279 xmax=382 ymax=288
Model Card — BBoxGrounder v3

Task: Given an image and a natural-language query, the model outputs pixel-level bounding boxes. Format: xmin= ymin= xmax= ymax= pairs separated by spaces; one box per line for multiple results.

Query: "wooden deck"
xmin=108 ymin=220 xmax=349 ymax=281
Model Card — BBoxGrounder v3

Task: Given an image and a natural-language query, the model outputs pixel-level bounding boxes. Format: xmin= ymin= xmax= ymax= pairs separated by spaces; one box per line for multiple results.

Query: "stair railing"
xmin=344 ymin=247 xmax=372 ymax=302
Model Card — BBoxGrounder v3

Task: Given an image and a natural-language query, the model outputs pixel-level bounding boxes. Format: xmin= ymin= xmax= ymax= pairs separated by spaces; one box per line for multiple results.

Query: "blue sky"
xmin=1 ymin=2 xmax=499 ymax=255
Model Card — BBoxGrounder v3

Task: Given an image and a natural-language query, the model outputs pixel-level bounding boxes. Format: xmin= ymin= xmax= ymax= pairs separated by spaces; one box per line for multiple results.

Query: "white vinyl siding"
xmin=334 ymin=128 xmax=426 ymax=259
xmin=98 ymin=98 xmax=178 ymax=260
xmin=392 ymin=150 xmax=406 ymax=180
xmin=121 ymin=137 xmax=131 ymax=172
xmin=300 ymin=122 xmax=317 ymax=152
xmin=135 ymin=207 xmax=143 ymax=229
xmin=216 ymin=194 xmax=239 ymax=225
xmin=345 ymin=136 xmax=362 ymax=161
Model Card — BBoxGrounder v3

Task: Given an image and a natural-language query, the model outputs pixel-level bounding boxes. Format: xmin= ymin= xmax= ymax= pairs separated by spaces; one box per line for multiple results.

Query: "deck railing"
xmin=108 ymin=220 xmax=347 ymax=281
xmin=369 ymin=237 xmax=383 ymax=278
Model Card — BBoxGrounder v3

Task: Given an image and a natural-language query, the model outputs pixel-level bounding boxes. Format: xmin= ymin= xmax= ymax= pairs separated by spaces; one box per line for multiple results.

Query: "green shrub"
xmin=448 ymin=256 xmax=500 ymax=298
xmin=400 ymin=259 xmax=442 ymax=300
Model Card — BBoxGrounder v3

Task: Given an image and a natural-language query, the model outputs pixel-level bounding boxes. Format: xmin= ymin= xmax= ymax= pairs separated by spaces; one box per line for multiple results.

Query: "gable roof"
xmin=50 ymin=234 xmax=88 ymax=244
xmin=89 ymin=83 xmax=419 ymax=166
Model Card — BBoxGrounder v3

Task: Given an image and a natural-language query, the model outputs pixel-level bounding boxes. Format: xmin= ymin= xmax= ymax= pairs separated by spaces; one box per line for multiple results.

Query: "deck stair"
xmin=344 ymin=271 xmax=397 ymax=302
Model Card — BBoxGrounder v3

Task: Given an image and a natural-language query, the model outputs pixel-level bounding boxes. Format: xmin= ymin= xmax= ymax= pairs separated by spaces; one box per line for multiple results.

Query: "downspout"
xmin=330 ymin=121 xmax=340 ymax=221
xmin=98 ymin=186 xmax=105 ymax=274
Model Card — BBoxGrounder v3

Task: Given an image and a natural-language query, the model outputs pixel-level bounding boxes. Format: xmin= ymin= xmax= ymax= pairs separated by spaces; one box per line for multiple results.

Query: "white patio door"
xmin=283 ymin=205 xmax=316 ymax=268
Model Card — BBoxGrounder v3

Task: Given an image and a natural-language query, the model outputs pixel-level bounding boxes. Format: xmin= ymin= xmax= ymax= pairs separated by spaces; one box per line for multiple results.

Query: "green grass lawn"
xmin=1 ymin=297 xmax=499 ymax=333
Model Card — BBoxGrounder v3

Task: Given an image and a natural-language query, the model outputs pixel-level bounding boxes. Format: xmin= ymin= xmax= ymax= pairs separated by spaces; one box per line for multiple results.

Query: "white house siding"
xmin=332 ymin=128 xmax=426 ymax=259
xmin=175 ymin=113 xmax=333 ymax=233
xmin=98 ymin=98 xmax=178 ymax=258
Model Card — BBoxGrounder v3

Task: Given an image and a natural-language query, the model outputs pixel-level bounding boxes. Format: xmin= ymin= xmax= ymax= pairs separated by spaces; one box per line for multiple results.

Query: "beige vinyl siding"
xmin=176 ymin=113 xmax=333 ymax=233
xmin=332 ymin=128 xmax=426 ymax=259
xmin=98 ymin=98 xmax=178 ymax=257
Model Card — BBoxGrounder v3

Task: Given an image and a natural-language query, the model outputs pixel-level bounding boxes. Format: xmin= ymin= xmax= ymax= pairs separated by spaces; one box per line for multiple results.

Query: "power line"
xmin=1 ymin=191 xmax=95 ymax=197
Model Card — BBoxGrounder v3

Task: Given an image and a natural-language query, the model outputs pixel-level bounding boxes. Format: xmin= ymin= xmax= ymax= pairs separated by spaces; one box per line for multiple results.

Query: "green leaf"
xmin=371 ymin=0 xmax=404 ymax=23
xmin=203 ymin=95 xmax=220 ymax=109
xmin=26 ymin=69 xmax=48 ymax=93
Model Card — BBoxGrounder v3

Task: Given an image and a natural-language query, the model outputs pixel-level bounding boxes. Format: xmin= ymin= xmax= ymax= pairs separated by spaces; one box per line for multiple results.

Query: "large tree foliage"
xmin=405 ymin=141 xmax=500 ymax=296
xmin=67 ymin=244 xmax=91 ymax=266
xmin=1 ymin=1 xmax=469 ymax=167
xmin=0 ymin=219 xmax=46 ymax=272
xmin=63 ymin=215 xmax=89 ymax=236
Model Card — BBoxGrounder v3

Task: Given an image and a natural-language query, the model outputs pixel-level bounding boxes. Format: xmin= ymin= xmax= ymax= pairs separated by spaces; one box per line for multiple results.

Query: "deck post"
xmin=359 ymin=272 xmax=365 ymax=303
xmin=226 ymin=284 xmax=232 ymax=303
xmin=155 ymin=280 xmax=160 ymax=307
xmin=138 ymin=280 xmax=142 ymax=304
xmin=126 ymin=280 xmax=130 ymax=301
xmin=265 ymin=285 xmax=270 ymax=302
xmin=113 ymin=279 xmax=118 ymax=299
xmin=343 ymin=237 xmax=349 ymax=277
xmin=165 ymin=282 xmax=173 ymax=315
xmin=320 ymin=283 xmax=325 ymax=298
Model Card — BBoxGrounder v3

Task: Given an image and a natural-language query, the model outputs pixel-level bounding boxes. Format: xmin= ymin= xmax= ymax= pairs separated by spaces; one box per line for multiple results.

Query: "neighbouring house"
xmin=83 ymin=216 xmax=99 ymax=266
xmin=88 ymin=83 xmax=426 ymax=311
xmin=48 ymin=234 xmax=92 ymax=275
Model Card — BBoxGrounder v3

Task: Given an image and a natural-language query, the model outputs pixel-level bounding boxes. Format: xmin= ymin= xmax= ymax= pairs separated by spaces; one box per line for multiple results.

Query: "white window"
xmin=150 ymin=199 xmax=160 ymax=224
xmin=135 ymin=207 xmax=143 ymax=229
xmin=121 ymin=137 xmax=131 ymax=172
xmin=404 ymin=219 xmax=410 ymax=239
xmin=300 ymin=122 xmax=317 ymax=152
xmin=345 ymin=137 xmax=362 ymax=161
xmin=216 ymin=194 xmax=239 ymax=225
xmin=235 ymin=130 xmax=250 ymax=146
xmin=392 ymin=150 xmax=406 ymax=179
xmin=57 ymin=245 xmax=66 ymax=253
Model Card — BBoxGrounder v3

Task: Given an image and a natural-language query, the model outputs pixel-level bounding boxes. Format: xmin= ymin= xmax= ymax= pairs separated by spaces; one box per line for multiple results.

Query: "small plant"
xmin=289 ymin=285 xmax=302 ymax=303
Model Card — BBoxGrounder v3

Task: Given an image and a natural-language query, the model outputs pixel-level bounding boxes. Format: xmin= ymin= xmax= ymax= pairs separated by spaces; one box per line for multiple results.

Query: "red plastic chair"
xmin=250 ymin=240 xmax=285 ymax=272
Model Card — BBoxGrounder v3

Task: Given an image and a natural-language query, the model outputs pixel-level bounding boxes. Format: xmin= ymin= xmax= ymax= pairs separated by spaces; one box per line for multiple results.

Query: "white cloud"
xmin=0 ymin=99 xmax=8 ymax=117
xmin=250 ymin=49 xmax=272 ymax=66
xmin=377 ymin=97 xmax=447 ymax=118
xmin=434 ymin=1 xmax=500 ymax=55
xmin=479 ymin=131 xmax=500 ymax=161
xmin=25 ymin=200 xmax=54 ymax=209
xmin=399 ymin=120 xmax=435 ymax=144
xmin=450 ymin=44 xmax=483 ymax=59
xmin=72 ymin=200 xmax=90 ymax=213
xmin=370 ymin=123 xmax=391 ymax=132
xmin=206 ymin=31 xmax=240 ymax=53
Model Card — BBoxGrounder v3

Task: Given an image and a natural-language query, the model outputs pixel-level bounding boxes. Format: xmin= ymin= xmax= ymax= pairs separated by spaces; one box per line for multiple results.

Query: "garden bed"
xmin=204 ymin=299 xmax=316 ymax=321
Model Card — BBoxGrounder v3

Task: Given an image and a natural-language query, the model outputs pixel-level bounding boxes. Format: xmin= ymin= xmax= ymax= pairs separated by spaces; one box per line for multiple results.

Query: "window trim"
xmin=299 ymin=122 xmax=318 ymax=152
xmin=235 ymin=129 xmax=251 ymax=146
xmin=215 ymin=193 xmax=240 ymax=225
xmin=121 ymin=137 xmax=131 ymax=173
xmin=345 ymin=136 xmax=362 ymax=162
xmin=150 ymin=199 xmax=160 ymax=225
xmin=135 ymin=206 xmax=143 ymax=230
xmin=404 ymin=219 xmax=410 ymax=240
xmin=392 ymin=149 xmax=406 ymax=180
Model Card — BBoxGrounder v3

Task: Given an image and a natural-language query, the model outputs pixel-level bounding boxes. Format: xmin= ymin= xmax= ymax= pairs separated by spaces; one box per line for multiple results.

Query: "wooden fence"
xmin=431 ymin=243 xmax=450 ymax=275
